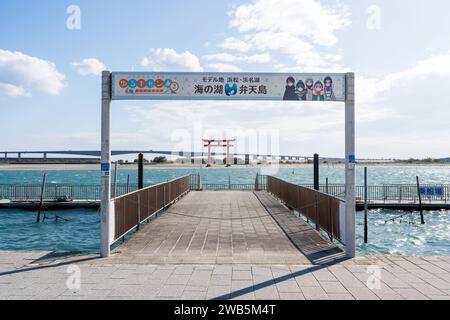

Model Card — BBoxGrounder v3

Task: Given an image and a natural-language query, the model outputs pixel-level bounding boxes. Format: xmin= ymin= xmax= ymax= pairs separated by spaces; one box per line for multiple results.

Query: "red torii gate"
xmin=203 ymin=139 xmax=236 ymax=167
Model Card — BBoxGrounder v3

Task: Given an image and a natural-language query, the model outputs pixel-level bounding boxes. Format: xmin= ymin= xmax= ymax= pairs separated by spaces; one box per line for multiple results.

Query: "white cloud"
xmin=141 ymin=48 xmax=203 ymax=72
xmin=204 ymin=63 xmax=242 ymax=72
xmin=72 ymin=58 xmax=106 ymax=76
xmin=0 ymin=83 xmax=29 ymax=97
xmin=0 ymin=49 xmax=66 ymax=96
xmin=355 ymin=50 xmax=450 ymax=158
xmin=359 ymin=50 xmax=450 ymax=102
xmin=203 ymin=52 xmax=271 ymax=64
xmin=220 ymin=37 xmax=253 ymax=52
xmin=229 ymin=0 xmax=351 ymax=47
xmin=213 ymin=0 xmax=350 ymax=71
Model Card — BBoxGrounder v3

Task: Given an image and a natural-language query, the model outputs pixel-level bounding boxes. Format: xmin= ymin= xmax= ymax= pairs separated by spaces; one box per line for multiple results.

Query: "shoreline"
xmin=1 ymin=162 xmax=450 ymax=171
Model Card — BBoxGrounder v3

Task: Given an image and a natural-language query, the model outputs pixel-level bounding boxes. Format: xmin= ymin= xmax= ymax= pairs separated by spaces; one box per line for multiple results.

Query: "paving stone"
xmin=181 ymin=290 xmax=207 ymax=300
xmin=346 ymin=286 xmax=380 ymax=300
xmin=232 ymin=270 xmax=253 ymax=280
xmin=328 ymin=293 xmax=355 ymax=300
xmin=278 ymin=292 xmax=305 ymax=300
xmin=395 ymin=288 xmax=430 ymax=300
xmin=166 ymin=274 xmax=191 ymax=285
xmin=276 ymin=280 xmax=301 ymax=293
xmin=320 ymin=281 xmax=349 ymax=294
xmin=157 ymin=285 xmax=185 ymax=298
xmin=300 ymin=286 xmax=329 ymax=300
xmin=206 ymin=286 xmax=231 ymax=300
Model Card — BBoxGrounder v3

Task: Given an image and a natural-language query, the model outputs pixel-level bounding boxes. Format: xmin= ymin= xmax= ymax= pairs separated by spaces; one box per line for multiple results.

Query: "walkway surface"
xmin=109 ymin=191 xmax=343 ymax=265
xmin=1 ymin=191 xmax=450 ymax=300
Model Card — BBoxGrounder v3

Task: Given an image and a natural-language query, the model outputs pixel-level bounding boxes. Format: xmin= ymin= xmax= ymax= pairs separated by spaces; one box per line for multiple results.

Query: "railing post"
xmin=364 ymin=167 xmax=368 ymax=244
xmin=197 ymin=174 xmax=202 ymax=191
xmin=163 ymin=184 xmax=166 ymax=209
xmin=137 ymin=192 xmax=141 ymax=231
xmin=255 ymin=173 xmax=260 ymax=191
xmin=315 ymin=193 xmax=320 ymax=231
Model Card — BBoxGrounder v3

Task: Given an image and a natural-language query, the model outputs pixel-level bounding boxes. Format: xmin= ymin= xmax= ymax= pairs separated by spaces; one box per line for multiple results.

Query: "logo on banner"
xmin=225 ymin=83 xmax=238 ymax=96
xmin=118 ymin=78 xmax=180 ymax=95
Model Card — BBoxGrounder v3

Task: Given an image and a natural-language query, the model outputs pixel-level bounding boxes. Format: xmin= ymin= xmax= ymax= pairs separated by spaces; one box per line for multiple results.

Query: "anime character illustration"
xmin=295 ymin=80 xmax=307 ymax=100
xmin=305 ymin=78 xmax=314 ymax=101
xmin=312 ymin=81 xmax=325 ymax=101
xmin=283 ymin=76 xmax=299 ymax=101
xmin=323 ymin=76 xmax=336 ymax=101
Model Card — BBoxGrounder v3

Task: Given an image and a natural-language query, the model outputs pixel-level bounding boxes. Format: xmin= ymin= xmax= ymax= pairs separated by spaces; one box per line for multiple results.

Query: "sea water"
xmin=1 ymin=164 xmax=449 ymax=255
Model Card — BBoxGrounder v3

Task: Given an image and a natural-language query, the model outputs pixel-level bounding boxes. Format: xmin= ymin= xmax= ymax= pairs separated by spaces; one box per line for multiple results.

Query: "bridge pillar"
xmin=18 ymin=153 xmax=21 ymax=161
xmin=4 ymin=152 xmax=7 ymax=159
xmin=43 ymin=152 xmax=47 ymax=160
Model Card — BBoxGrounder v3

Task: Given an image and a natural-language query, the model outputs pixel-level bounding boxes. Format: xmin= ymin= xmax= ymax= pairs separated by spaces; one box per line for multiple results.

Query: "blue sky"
xmin=1 ymin=0 xmax=450 ymax=159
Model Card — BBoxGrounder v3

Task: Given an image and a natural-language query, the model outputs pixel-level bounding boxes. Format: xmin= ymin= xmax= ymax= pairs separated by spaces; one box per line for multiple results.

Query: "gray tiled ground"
xmin=1 ymin=251 xmax=450 ymax=300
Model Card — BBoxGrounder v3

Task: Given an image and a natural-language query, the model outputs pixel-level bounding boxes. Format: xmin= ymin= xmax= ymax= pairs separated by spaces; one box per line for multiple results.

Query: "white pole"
xmin=226 ymin=141 xmax=230 ymax=166
xmin=345 ymin=72 xmax=356 ymax=258
xmin=100 ymin=71 xmax=112 ymax=257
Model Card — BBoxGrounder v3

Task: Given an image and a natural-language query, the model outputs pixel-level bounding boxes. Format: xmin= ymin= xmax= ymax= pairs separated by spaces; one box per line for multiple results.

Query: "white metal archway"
xmin=100 ymin=71 xmax=355 ymax=258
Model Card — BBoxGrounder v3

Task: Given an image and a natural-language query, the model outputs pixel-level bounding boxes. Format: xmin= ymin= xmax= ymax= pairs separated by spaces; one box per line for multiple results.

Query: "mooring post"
xmin=314 ymin=154 xmax=319 ymax=191
xmin=36 ymin=173 xmax=47 ymax=223
xmin=364 ymin=167 xmax=368 ymax=244
xmin=100 ymin=70 xmax=112 ymax=258
xmin=416 ymin=176 xmax=425 ymax=225
xmin=345 ymin=72 xmax=356 ymax=258
xmin=138 ymin=153 xmax=144 ymax=190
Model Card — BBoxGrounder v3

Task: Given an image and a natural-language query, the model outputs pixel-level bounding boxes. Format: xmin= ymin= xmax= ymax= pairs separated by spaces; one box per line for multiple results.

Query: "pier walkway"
xmin=110 ymin=191 xmax=343 ymax=266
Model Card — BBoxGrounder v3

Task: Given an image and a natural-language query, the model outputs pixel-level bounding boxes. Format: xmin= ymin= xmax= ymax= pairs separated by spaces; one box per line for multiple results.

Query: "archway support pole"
xmin=345 ymin=72 xmax=356 ymax=258
xmin=100 ymin=71 xmax=112 ymax=258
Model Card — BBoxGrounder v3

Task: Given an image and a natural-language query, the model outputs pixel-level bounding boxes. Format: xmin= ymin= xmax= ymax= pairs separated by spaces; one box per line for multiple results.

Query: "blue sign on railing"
xmin=420 ymin=187 xmax=444 ymax=197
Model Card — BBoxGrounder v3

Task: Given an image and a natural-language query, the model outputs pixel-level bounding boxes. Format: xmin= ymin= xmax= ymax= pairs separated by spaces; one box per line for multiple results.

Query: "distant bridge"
xmin=0 ymin=150 xmax=391 ymax=163
xmin=1 ymin=150 xmax=334 ymax=161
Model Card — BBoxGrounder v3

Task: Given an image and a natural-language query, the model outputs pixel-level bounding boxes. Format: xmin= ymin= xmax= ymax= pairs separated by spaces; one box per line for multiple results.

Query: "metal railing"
xmin=303 ymin=184 xmax=450 ymax=203
xmin=1 ymin=179 xmax=449 ymax=203
xmin=113 ymin=175 xmax=190 ymax=241
xmin=0 ymin=183 xmax=138 ymax=201
xmin=267 ymin=176 xmax=344 ymax=242
xmin=188 ymin=174 xmax=268 ymax=191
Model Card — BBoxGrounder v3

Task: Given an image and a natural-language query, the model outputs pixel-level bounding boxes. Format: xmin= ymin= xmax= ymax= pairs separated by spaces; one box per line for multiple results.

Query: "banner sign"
xmin=111 ymin=72 xmax=346 ymax=101
xmin=420 ymin=187 xmax=444 ymax=197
